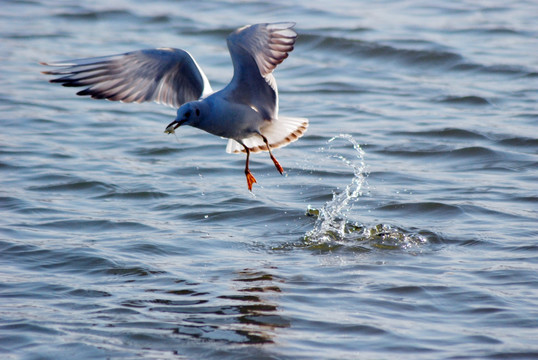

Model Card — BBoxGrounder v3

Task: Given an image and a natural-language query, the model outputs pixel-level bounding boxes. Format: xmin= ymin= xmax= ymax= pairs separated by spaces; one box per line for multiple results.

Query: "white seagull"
xmin=41 ymin=22 xmax=308 ymax=191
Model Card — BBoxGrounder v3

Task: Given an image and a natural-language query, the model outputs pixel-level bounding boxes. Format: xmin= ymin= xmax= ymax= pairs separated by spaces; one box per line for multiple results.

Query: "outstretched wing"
xmin=224 ymin=22 xmax=297 ymax=121
xmin=41 ymin=48 xmax=213 ymax=108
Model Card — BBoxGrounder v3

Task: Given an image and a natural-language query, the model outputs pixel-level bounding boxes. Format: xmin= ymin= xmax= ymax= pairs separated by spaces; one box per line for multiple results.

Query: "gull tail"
xmin=226 ymin=116 xmax=309 ymax=154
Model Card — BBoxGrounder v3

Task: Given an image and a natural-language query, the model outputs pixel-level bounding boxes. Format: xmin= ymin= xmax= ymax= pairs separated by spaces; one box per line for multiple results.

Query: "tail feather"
xmin=226 ymin=116 xmax=308 ymax=154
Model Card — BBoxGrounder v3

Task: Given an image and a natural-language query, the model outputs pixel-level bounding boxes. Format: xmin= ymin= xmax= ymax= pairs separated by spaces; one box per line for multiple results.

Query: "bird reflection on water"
xmin=134 ymin=268 xmax=287 ymax=345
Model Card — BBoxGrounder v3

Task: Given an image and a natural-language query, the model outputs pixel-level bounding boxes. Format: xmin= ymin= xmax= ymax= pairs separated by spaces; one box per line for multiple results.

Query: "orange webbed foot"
xmin=245 ymin=171 xmax=257 ymax=191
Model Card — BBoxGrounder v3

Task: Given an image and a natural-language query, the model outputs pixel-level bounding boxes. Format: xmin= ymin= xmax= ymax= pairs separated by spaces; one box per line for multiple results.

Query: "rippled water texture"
xmin=1 ymin=0 xmax=537 ymax=359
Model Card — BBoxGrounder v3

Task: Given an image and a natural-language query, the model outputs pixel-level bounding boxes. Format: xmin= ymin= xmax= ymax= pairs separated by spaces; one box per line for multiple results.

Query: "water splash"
xmin=306 ymin=134 xmax=367 ymax=242
xmin=304 ymin=134 xmax=428 ymax=253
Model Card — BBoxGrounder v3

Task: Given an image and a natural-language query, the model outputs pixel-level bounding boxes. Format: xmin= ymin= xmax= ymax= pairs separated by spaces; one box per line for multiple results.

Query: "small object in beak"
xmin=164 ymin=124 xmax=176 ymax=134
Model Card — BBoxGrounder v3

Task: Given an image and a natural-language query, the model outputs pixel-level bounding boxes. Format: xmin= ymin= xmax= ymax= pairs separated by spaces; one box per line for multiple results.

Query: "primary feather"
xmin=41 ymin=48 xmax=212 ymax=108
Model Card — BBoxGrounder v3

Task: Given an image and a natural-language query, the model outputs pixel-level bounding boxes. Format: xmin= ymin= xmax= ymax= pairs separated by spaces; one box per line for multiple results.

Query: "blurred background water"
xmin=1 ymin=0 xmax=537 ymax=359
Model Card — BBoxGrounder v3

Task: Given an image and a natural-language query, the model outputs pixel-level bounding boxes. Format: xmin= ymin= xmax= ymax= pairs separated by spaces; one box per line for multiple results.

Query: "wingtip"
xmin=279 ymin=21 xmax=296 ymax=26
xmin=268 ymin=22 xmax=296 ymax=30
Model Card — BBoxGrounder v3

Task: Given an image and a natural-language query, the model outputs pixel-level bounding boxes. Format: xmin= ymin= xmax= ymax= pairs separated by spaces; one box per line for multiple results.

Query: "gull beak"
xmin=164 ymin=119 xmax=185 ymax=134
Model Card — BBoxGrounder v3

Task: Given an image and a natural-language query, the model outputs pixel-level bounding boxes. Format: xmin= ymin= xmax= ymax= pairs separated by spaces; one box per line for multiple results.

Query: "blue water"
xmin=1 ymin=0 xmax=537 ymax=359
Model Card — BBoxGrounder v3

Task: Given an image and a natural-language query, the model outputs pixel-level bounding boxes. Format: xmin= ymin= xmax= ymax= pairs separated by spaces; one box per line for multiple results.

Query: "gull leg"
xmin=242 ymin=144 xmax=257 ymax=191
xmin=259 ymin=133 xmax=284 ymax=174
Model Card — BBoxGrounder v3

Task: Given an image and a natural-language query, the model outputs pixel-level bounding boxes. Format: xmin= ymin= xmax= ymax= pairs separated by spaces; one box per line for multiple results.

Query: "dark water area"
xmin=1 ymin=0 xmax=537 ymax=359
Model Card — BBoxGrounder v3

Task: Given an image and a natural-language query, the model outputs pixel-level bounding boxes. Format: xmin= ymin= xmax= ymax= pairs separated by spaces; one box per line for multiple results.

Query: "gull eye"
xmin=196 ymin=109 xmax=200 ymax=116
xmin=185 ymin=111 xmax=191 ymax=118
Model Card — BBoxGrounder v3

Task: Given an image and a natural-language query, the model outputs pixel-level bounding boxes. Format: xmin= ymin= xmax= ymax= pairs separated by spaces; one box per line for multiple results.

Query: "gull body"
xmin=41 ymin=22 xmax=308 ymax=191
xmin=175 ymin=96 xmax=263 ymax=140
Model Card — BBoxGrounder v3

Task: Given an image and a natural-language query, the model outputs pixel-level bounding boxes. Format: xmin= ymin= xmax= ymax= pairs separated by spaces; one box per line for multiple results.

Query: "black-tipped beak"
xmin=164 ymin=119 xmax=185 ymax=134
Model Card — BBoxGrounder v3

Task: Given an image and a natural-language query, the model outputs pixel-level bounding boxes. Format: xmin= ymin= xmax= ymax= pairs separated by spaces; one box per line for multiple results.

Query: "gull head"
xmin=164 ymin=102 xmax=202 ymax=134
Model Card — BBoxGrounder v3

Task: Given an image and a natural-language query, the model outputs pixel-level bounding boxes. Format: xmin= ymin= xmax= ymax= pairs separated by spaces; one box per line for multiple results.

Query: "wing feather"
xmin=229 ymin=22 xmax=297 ymax=77
xmin=224 ymin=22 xmax=297 ymax=121
xmin=41 ymin=48 xmax=213 ymax=108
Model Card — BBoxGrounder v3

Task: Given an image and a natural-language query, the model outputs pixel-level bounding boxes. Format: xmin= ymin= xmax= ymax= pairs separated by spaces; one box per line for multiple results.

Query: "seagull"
xmin=41 ymin=22 xmax=308 ymax=191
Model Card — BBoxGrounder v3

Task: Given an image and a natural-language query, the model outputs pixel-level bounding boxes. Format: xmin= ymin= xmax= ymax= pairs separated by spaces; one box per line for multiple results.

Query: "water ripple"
xmin=28 ymin=180 xmax=115 ymax=194
xmin=303 ymin=33 xmax=464 ymax=68
xmin=436 ymin=95 xmax=491 ymax=106
xmin=53 ymin=9 xmax=134 ymax=21
xmin=16 ymin=219 xmax=156 ymax=233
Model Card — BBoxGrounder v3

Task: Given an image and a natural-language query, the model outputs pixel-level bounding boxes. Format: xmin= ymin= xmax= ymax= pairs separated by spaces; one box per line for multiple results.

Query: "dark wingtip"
xmin=76 ymin=89 xmax=91 ymax=96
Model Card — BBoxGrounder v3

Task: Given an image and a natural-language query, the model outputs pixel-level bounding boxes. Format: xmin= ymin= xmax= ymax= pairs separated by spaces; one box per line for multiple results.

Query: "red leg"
xmin=260 ymin=134 xmax=284 ymax=174
xmin=243 ymin=145 xmax=257 ymax=191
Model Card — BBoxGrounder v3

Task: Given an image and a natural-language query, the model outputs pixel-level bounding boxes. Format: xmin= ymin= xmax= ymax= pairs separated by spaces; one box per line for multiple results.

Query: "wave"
xmin=436 ymin=95 xmax=491 ymax=106
xmin=54 ymin=9 xmax=134 ymax=20
xmin=378 ymin=145 xmax=498 ymax=159
xmin=497 ymin=136 xmax=538 ymax=148
xmin=377 ymin=202 xmax=463 ymax=218
xmin=447 ymin=26 xmax=525 ymax=36
xmin=95 ymin=190 xmax=169 ymax=200
xmin=301 ymin=33 xmax=535 ymax=77
xmin=450 ymin=63 xmax=534 ymax=76
xmin=52 ymin=7 xmax=178 ymax=25
xmin=302 ymin=33 xmax=463 ymax=67
xmin=19 ymin=219 xmax=156 ymax=232
xmin=28 ymin=180 xmax=115 ymax=193
xmin=392 ymin=128 xmax=488 ymax=140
